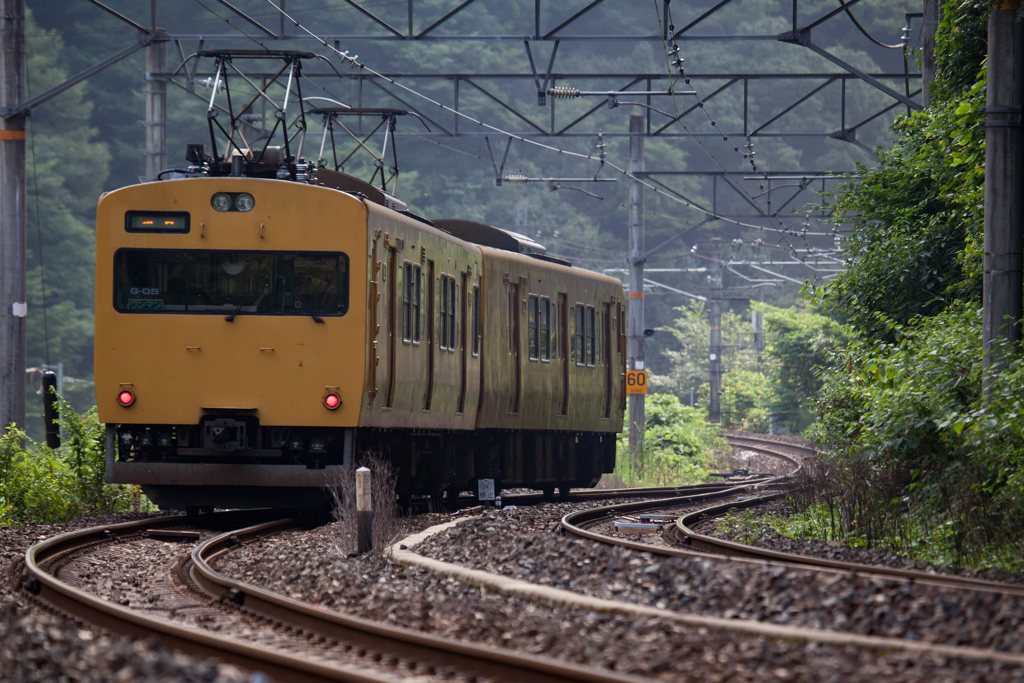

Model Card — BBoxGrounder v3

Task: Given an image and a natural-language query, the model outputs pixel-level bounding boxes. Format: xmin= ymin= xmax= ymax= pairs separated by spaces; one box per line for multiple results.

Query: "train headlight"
xmin=323 ymin=392 xmax=341 ymax=410
xmin=117 ymin=389 xmax=136 ymax=407
xmin=211 ymin=193 xmax=232 ymax=212
xmin=235 ymin=193 xmax=255 ymax=212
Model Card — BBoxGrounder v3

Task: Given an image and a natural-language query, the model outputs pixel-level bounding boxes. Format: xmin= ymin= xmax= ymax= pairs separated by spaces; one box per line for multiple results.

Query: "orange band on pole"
xmin=0 ymin=130 xmax=26 ymax=140
xmin=628 ymin=292 xmax=644 ymax=298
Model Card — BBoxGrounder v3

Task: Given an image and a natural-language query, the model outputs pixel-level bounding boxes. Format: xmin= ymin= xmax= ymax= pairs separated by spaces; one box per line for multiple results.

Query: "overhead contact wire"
xmin=256 ymin=0 xmax=837 ymax=241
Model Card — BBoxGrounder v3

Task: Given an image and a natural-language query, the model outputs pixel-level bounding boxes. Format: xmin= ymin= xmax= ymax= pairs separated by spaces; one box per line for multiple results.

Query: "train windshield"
xmin=114 ymin=249 xmax=349 ymax=317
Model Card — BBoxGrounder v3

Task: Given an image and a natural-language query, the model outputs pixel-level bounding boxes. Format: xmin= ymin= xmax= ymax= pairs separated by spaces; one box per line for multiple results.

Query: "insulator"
xmin=548 ymin=86 xmax=581 ymax=99
xmin=199 ymin=77 xmax=225 ymax=92
xmin=503 ymin=174 xmax=530 ymax=184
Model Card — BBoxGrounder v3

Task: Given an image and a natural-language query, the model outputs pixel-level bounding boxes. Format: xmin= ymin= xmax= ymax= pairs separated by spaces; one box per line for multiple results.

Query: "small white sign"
xmin=11 ymin=302 xmax=27 ymax=318
xmin=635 ymin=360 xmax=644 ymax=370
xmin=709 ymin=353 xmax=717 ymax=361
xmin=477 ymin=478 xmax=495 ymax=501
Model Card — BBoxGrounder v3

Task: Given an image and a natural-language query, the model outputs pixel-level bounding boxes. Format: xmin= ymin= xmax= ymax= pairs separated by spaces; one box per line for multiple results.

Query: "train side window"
xmin=528 ymin=295 xmax=539 ymax=361
xmin=448 ymin=279 xmax=457 ymax=352
xmin=540 ymin=297 xmax=551 ymax=362
xmin=575 ymin=305 xmax=585 ymax=366
xmin=472 ymin=286 xmax=481 ymax=357
xmin=403 ymin=262 xmax=413 ymax=343
xmin=413 ymin=264 xmax=422 ymax=343
xmin=440 ymin=275 xmax=449 ymax=351
xmin=586 ymin=305 xmax=596 ymax=367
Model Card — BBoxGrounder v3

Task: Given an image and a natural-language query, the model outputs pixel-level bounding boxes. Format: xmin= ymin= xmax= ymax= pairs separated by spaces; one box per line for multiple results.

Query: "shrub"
xmin=615 ymin=394 xmax=726 ymax=486
xmin=0 ymin=395 xmax=142 ymax=526
xmin=806 ymin=303 xmax=1024 ymax=569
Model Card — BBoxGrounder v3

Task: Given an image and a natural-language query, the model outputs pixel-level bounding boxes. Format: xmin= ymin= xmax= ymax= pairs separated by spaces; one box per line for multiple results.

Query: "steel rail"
xmin=500 ymin=477 xmax=774 ymax=507
xmin=24 ymin=511 xmax=649 ymax=683
xmin=673 ymin=468 xmax=1024 ymax=597
xmin=563 ymin=433 xmax=1024 ymax=600
xmin=559 ymin=434 xmax=804 ymax=555
xmin=191 ymin=521 xmax=649 ymax=683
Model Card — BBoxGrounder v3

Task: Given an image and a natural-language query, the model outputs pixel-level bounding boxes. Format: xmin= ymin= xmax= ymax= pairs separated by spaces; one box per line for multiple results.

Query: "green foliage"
xmin=812 ymin=75 xmax=986 ymax=340
xmin=0 ymin=396 xmax=145 ymax=526
xmin=614 ymin=394 xmax=726 ymax=486
xmin=808 ymin=303 xmax=1024 ymax=567
xmin=652 ymin=301 xmax=770 ymax=427
xmin=713 ymin=508 xmax=761 ymax=546
xmin=793 ymin=3 xmax=1024 ymax=569
xmin=22 ymin=9 xmax=110 ymax=426
xmin=755 ymin=302 xmax=841 ymax=434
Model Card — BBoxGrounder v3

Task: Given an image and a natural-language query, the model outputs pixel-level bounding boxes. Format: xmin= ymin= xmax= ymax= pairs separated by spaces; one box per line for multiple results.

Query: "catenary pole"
xmin=627 ymin=114 xmax=644 ymax=469
xmin=921 ymin=0 xmax=940 ymax=107
xmin=708 ymin=238 xmax=722 ymax=425
xmin=983 ymin=4 xmax=1024 ymax=387
xmin=144 ymin=1 xmax=167 ymax=182
xmin=0 ymin=0 xmax=26 ymax=432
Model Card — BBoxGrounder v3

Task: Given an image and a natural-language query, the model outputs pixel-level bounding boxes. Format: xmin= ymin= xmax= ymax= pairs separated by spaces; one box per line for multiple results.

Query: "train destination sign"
xmin=626 ymin=370 xmax=647 ymax=395
xmin=125 ymin=211 xmax=190 ymax=233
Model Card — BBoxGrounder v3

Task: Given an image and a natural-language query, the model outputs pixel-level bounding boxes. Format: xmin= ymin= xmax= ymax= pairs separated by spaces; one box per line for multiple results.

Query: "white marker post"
xmin=355 ymin=467 xmax=372 ymax=553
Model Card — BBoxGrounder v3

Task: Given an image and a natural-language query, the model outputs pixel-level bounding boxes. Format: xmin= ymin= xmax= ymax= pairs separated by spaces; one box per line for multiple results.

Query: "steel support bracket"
xmin=777 ymin=28 xmax=811 ymax=46
xmin=984 ymin=105 xmax=1022 ymax=127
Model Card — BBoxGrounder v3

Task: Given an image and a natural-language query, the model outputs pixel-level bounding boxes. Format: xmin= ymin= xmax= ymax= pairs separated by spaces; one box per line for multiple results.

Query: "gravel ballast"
xmin=0 ymin=511 xmax=269 ymax=682
xmin=215 ymin=511 xmax=1024 ymax=681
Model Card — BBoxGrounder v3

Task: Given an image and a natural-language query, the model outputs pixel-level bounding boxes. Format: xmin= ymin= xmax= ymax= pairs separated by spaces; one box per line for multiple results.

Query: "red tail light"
xmin=323 ymin=392 xmax=341 ymax=410
xmin=118 ymin=390 xmax=136 ymax=407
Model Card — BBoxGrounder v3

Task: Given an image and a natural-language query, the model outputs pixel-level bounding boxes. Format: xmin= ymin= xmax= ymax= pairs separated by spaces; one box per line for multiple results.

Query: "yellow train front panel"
xmin=95 ymin=178 xmax=368 ymax=429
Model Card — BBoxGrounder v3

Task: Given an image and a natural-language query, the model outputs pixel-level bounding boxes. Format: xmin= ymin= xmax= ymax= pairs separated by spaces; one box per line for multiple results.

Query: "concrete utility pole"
xmin=708 ymin=238 xmax=722 ymax=424
xmin=921 ymin=0 xmax=941 ymax=107
xmin=144 ymin=2 xmax=168 ymax=182
xmin=983 ymin=5 xmax=1024 ymax=385
xmin=1 ymin=0 xmax=26 ymax=432
xmin=627 ymin=114 xmax=645 ymax=465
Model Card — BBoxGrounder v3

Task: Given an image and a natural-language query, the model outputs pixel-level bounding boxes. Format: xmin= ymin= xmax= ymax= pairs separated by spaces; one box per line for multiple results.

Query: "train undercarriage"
xmin=108 ymin=420 xmax=616 ymax=509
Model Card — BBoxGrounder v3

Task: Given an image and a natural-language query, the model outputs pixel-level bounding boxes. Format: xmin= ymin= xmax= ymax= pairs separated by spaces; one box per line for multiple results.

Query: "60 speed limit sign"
xmin=626 ymin=370 xmax=648 ymax=395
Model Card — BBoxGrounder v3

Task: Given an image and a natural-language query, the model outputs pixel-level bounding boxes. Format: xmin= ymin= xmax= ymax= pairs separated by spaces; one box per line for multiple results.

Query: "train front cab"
xmin=95 ymin=178 xmax=368 ymax=508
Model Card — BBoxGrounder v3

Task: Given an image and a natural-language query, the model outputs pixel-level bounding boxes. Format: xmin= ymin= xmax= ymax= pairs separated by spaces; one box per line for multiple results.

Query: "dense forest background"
xmin=19 ymin=0 xmax=915 ymax=436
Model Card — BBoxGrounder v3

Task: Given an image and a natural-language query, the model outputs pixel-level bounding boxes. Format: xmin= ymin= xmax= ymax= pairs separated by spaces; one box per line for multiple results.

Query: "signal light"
xmin=323 ymin=392 xmax=341 ymax=410
xmin=117 ymin=389 xmax=136 ymax=407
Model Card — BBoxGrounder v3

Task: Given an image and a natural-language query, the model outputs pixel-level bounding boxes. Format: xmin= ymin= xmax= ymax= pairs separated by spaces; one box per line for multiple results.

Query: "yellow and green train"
xmin=96 ymin=157 xmax=626 ymax=508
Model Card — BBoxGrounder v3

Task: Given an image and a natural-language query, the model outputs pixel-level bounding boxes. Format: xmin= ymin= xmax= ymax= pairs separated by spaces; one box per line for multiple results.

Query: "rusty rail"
xmin=25 ymin=511 xmax=650 ymax=683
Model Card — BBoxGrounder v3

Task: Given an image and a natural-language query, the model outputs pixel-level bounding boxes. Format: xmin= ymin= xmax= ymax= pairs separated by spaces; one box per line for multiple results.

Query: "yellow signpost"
xmin=626 ymin=370 xmax=648 ymax=395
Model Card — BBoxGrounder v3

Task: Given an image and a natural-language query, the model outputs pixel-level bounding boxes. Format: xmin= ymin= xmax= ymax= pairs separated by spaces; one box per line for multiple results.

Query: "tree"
xmin=22 ymin=9 xmax=110 ymax=433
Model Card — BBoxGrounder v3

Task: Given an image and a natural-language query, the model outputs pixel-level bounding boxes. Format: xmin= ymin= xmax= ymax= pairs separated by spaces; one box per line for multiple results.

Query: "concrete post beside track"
xmin=921 ymin=0 xmax=941 ymax=107
xmin=708 ymin=239 xmax=722 ymax=424
xmin=627 ymin=114 xmax=645 ymax=473
xmin=983 ymin=6 xmax=1024 ymax=389
xmin=0 ymin=0 xmax=26 ymax=432
xmin=356 ymin=466 xmax=373 ymax=553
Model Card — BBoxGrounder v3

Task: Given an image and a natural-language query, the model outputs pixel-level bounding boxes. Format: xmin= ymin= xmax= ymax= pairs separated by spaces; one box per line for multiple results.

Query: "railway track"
xmin=21 ymin=510 xmax=652 ymax=683
xmin=565 ymin=432 xmax=1024 ymax=599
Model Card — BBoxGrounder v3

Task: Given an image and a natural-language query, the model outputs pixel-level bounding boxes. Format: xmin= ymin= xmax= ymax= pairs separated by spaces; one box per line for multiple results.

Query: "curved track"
xmin=22 ymin=511 xmax=650 ymax=683
xmin=565 ymin=432 xmax=1024 ymax=599
xmin=559 ymin=433 xmax=802 ymax=554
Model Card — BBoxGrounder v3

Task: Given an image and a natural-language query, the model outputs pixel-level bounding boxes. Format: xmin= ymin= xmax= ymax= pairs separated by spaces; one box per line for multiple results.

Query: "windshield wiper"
xmin=225 ymin=290 xmax=256 ymax=322
xmin=292 ymin=291 xmax=325 ymax=323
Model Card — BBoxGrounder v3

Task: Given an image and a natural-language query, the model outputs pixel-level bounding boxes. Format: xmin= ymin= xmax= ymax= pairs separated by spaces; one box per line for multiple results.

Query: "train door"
xmin=458 ymin=271 xmax=468 ymax=413
xmin=367 ymin=240 xmax=380 ymax=405
xmin=618 ymin=302 xmax=627 ymax=411
xmin=424 ymin=260 xmax=435 ymax=411
xmin=508 ymin=282 xmax=521 ymax=414
xmin=603 ymin=301 xmax=612 ymax=418
xmin=558 ymin=293 xmax=569 ymax=416
xmin=385 ymin=246 xmax=397 ymax=408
